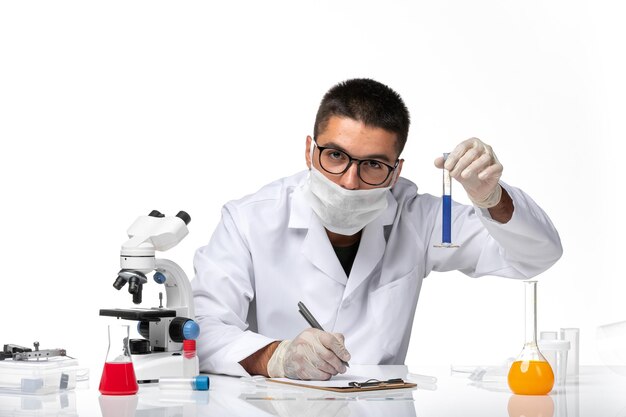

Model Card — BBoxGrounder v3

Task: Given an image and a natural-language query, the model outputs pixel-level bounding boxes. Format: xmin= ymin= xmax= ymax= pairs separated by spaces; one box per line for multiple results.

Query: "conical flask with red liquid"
xmin=99 ymin=324 xmax=138 ymax=395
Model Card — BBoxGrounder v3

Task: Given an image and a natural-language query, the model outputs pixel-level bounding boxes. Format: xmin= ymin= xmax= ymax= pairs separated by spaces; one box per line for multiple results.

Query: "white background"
xmin=0 ymin=1 xmax=624 ymax=374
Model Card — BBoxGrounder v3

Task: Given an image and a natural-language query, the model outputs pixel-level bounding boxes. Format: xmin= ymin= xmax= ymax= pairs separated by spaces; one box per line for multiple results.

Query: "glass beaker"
xmin=99 ymin=324 xmax=138 ymax=395
xmin=507 ymin=280 xmax=554 ymax=395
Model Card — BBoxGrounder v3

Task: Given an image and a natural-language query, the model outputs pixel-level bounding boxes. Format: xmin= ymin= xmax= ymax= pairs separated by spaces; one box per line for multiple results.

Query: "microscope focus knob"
xmin=176 ymin=211 xmax=191 ymax=225
xmin=153 ymin=272 xmax=167 ymax=284
xmin=182 ymin=320 xmax=200 ymax=340
xmin=169 ymin=317 xmax=199 ymax=342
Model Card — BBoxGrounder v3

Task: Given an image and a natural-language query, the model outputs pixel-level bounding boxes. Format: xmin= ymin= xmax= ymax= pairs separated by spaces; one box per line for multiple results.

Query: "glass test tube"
xmin=435 ymin=152 xmax=459 ymax=248
xmin=159 ymin=376 xmax=210 ymax=391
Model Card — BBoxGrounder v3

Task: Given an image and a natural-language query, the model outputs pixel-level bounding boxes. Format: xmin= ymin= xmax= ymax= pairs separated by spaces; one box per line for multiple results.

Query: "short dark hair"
xmin=314 ymin=78 xmax=410 ymax=156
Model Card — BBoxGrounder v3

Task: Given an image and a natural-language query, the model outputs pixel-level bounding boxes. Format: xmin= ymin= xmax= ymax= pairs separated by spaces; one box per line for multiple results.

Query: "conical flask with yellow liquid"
xmin=508 ymin=280 xmax=554 ymax=395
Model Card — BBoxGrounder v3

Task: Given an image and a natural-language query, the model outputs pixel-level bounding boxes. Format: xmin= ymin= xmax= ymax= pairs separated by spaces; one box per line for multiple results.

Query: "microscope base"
xmin=132 ymin=352 xmax=198 ymax=382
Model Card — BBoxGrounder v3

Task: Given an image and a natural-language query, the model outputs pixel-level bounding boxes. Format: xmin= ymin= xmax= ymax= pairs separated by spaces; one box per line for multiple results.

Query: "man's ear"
xmin=305 ymin=136 xmax=313 ymax=169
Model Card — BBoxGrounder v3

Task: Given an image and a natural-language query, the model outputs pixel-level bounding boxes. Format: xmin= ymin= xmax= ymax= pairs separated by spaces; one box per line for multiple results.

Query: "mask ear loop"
xmin=389 ymin=160 xmax=402 ymax=189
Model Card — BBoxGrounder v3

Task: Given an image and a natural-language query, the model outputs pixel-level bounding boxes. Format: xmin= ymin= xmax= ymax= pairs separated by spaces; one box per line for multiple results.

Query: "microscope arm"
xmin=154 ymin=258 xmax=195 ymax=319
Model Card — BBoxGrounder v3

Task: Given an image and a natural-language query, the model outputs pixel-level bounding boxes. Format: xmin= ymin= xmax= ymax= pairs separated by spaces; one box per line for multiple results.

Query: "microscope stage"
xmin=99 ymin=308 xmax=177 ymax=322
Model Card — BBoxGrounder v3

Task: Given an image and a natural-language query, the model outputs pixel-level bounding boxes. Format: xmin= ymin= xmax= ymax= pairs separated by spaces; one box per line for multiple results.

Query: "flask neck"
xmin=524 ymin=281 xmax=538 ymax=345
xmin=105 ymin=324 xmax=133 ymax=363
xmin=517 ymin=281 xmax=549 ymax=362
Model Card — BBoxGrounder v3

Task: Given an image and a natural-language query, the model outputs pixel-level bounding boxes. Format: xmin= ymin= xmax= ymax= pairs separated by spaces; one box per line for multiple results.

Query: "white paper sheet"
xmin=267 ymin=373 xmax=369 ymax=388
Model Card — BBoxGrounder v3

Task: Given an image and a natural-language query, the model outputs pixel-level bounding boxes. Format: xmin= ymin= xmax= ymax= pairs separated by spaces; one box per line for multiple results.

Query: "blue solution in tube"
xmin=442 ymin=195 xmax=452 ymax=244
xmin=435 ymin=152 xmax=459 ymax=248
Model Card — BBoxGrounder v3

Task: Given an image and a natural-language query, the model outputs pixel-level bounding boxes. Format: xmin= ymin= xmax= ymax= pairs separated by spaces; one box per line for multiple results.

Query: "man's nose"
xmin=339 ymin=162 xmax=361 ymax=190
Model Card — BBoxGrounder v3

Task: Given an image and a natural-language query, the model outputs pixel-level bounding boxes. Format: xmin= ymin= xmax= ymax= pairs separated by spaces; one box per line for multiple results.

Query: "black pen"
xmin=297 ymin=301 xmax=350 ymax=368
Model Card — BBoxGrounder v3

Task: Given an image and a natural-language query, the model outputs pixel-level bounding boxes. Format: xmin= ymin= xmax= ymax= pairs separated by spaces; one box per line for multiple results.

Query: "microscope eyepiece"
xmin=176 ymin=211 xmax=191 ymax=225
xmin=149 ymin=210 xmax=165 ymax=218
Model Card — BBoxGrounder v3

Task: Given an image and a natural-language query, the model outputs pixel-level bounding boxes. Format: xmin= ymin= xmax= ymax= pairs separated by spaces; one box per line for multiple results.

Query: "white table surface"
xmin=1 ymin=365 xmax=625 ymax=416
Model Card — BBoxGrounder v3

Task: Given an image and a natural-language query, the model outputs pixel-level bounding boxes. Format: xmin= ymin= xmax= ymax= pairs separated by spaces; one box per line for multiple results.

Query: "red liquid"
xmin=99 ymin=362 xmax=138 ymax=395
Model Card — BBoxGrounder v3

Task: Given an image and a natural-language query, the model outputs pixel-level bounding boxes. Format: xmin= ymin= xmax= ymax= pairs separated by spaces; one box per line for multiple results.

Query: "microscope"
xmin=100 ymin=210 xmax=198 ymax=382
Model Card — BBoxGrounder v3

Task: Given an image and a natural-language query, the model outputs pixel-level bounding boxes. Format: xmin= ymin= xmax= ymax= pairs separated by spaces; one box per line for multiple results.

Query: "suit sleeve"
xmin=191 ymin=204 xmax=276 ymax=377
xmin=425 ymin=182 xmax=563 ymax=278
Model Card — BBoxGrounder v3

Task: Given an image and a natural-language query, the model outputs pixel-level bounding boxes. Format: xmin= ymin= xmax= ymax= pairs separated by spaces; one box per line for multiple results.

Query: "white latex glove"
xmin=435 ymin=137 xmax=503 ymax=208
xmin=267 ymin=328 xmax=351 ymax=380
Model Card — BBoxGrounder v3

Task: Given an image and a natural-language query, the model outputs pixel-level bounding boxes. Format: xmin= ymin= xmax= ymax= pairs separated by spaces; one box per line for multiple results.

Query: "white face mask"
xmin=303 ymin=165 xmax=392 ymax=236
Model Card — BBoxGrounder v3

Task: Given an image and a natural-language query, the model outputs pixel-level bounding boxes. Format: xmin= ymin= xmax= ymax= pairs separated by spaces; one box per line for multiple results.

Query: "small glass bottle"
xmin=99 ymin=324 xmax=138 ymax=395
xmin=182 ymin=339 xmax=199 ymax=377
xmin=508 ymin=281 xmax=554 ymax=395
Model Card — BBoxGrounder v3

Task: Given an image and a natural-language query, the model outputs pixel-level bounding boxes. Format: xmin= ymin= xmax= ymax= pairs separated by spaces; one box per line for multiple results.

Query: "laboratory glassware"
xmin=538 ymin=339 xmax=570 ymax=386
xmin=507 ymin=280 xmax=554 ymax=395
xmin=182 ymin=339 xmax=199 ymax=377
xmin=159 ymin=376 xmax=210 ymax=391
xmin=99 ymin=324 xmax=138 ymax=395
xmin=434 ymin=152 xmax=459 ymax=248
xmin=539 ymin=331 xmax=558 ymax=340
xmin=560 ymin=327 xmax=579 ymax=377
xmin=596 ymin=321 xmax=626 ymax=376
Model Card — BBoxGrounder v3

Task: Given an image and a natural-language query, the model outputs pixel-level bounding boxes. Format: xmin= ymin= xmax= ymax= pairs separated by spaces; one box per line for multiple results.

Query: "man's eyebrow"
xmin=320 ymin=141 xmax=394 ymax=164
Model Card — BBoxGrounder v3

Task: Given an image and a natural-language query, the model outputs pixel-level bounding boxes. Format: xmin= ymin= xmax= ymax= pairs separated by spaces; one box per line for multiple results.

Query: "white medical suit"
xmin=191 ymin=171 xmax=562 ymax=376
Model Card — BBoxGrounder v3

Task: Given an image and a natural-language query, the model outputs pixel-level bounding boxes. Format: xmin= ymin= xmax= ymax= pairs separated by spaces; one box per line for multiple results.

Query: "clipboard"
xmin=266 ymin=378 xmax=417 ymax=393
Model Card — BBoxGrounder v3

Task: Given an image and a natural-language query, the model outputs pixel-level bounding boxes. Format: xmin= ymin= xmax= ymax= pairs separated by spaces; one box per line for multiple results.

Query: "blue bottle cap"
xmin=193 ymin=375 xmax=210 ymax=391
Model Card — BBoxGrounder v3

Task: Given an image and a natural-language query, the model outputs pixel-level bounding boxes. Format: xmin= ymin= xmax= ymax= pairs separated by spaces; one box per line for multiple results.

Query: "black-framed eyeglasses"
xmin=313 ymin=139 xmax=399 ymax=186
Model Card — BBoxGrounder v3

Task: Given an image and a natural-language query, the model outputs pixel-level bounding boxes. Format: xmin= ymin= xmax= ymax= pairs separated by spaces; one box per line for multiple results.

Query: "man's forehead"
xmin=316 ymin=116 xmax=399 ymax=161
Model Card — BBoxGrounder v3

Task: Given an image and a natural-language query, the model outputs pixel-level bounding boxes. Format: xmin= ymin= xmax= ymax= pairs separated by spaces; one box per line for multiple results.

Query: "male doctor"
xmin=191 ymin=78 xmax=562 ymax=380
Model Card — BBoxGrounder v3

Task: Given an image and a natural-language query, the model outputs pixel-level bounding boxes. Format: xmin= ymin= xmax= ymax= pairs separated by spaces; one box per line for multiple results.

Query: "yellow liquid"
xmin=507 ymin=360 xmax=554 ymax=395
